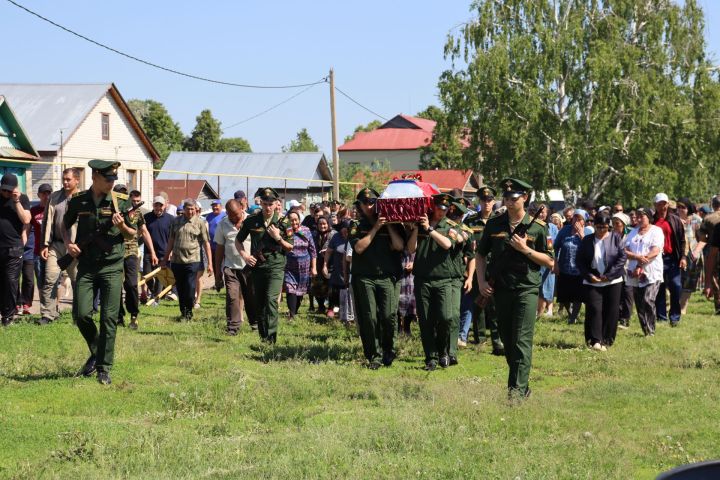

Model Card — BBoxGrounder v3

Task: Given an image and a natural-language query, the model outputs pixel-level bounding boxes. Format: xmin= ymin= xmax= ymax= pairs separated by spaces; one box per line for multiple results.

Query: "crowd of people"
xmin=2 ymin=162 xmax=719 ymax=396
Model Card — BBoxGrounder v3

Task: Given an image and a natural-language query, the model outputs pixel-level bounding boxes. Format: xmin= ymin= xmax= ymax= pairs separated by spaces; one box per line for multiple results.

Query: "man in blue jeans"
xmin=652 ymin=193 xmax=687 ymax=326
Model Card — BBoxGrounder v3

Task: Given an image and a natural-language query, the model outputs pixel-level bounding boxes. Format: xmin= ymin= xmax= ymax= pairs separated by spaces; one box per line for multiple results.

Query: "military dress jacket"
xmin=412 ymin=217 xmax=458 ymax=280
xmin=236 ymin=211 xmax=292 ymax=269
xmin=348 ymin=216 xmax=402 ymax=279
xmin=63 ymin=189 xmax=134 ymax=269
xmin=476 ymin=212 xmax=552 ymax=292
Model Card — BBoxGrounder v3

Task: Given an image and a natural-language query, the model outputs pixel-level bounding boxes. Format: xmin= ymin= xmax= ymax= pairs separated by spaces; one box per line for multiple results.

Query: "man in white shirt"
xmin=214 ymin=199 xmax=257 ymax=335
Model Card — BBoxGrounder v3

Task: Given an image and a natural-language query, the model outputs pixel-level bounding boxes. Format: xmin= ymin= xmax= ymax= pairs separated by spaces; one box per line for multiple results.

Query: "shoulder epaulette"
xmin=535 ymin=219 xmax=547 ymax=227
xmin=72 ymin=190 xmax=86 ymax=198
xmin=114 ymin=192 xmax=129 ymax=201
xmin=461 ymin=224 xmax=474 ymax=233
xmin=446 ymin=219 xmax=458 ymax=227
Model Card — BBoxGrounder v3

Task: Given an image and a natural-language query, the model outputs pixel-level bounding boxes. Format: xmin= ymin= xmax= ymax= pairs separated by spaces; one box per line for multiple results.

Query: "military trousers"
xmin=40 ymin=243 xmax=77 ymax=321
xmin=250 ymin=264 xmax=284 ymax=341
xmin=448 ymin=278 xmax=463 ymax=359
xmin=494 ymin=288 xmax=538 ymax=395
xmin=351 ymin=275 xmax=400 ymax=363
xmin=73 ymin=263 xmax=123 ymax=373
xmin=415 ymin=277 xmax=456 ymax=363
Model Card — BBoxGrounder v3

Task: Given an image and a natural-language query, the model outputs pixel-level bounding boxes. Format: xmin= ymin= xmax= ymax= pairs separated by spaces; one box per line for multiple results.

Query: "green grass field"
xmin=1 ymin=291 xmax=719 ymax=479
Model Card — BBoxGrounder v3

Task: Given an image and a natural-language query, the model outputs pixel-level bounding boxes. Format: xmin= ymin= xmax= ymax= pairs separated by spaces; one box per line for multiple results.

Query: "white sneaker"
xmin=457 ymin=339 xmax=467 ymax=348
xmin=166 ymin=293 xmax=178 ymax=301
xmin=194 ymin=303 xmax=201 ymax=309
xmin=591 ymin=343 xmax=607 ymax=352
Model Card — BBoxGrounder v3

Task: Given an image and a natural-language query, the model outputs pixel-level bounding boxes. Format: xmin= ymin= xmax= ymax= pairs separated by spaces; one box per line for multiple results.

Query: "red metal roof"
xmin=393 ymin=169 xmax=474 ymax=192
xmin=340 ymin=128 xmax=433 ymax=151
xmin=154 ymin=179 xmax=218 ymax=206
xmin=339 ymin=114 xmax=436 ymax=151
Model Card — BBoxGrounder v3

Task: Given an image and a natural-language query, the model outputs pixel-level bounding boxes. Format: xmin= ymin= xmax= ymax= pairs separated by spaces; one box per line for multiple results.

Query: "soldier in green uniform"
xmin=408 ymin=193 xmax=460 ymax=371
xmin=236 ymin=188 xmax=293 ymax=343
xmin=464 ymin=187 xmax=505 ymax=354
xmin=446 ymin=198 xmax=472 ymax=365
xmin=348 ymin=187 xmax=405 ymax=369
xmin=63 ymin=160 xmax=137 ymax=385
xmin=475 ymin=179 xmax=553 ymax=400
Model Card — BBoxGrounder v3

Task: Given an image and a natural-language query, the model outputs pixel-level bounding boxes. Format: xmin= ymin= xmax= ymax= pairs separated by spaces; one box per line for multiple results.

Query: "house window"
xmin=127 ymin=169 xmax=137 ymax=191
xmin=101 ymin=113 xmax=110 ymax=140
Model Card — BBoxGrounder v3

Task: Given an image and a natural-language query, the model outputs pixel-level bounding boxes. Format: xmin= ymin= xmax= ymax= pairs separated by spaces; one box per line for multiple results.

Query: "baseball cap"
xmin=211 ymin=199 xmax=222 ymax=206
xmin=654 ymin=193 xmax=669 ymax=204
xmin=288 ymin=199 xmax=301 ymax=208
xmin=1 ymin=173 xmax=18 ymax=191
xmin=38 ymin=183 xmax=52 ymax=194
xmin=152 ymin=195 xmax=166 ymax=205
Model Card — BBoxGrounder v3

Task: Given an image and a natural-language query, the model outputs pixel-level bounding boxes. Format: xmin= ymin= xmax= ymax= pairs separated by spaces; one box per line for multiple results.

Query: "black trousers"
xmin=286 ymin=293 xmax=303 ymax=316
xmin=619 ymin=280 xmax=634 ymax=322
xmin=119 ymin=256 xmax=139 ymax=320
xmin=171 ymin=262 xmax=200 ymax=318
xmin=584 ymin=282 xmax=623 ymax=346
xmin=142 ymin=253 xmax=162 ymax=297
xmin=0 ymin=247 xmax=23 ymax=320
xmin=19 ymin=259 xmax=35 ymax=306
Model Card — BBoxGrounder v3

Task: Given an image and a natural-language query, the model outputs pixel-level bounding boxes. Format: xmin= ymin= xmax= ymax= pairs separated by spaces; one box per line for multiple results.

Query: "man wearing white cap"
xmin=143 ymin=196 xmax=175 ymax=300
xmin=652 ymin=193 xmax=686 ymax=326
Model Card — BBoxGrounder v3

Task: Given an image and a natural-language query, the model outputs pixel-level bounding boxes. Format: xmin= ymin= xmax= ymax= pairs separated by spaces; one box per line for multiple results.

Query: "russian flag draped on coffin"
xmin=376 ymin=175 xmax=441 ymax=222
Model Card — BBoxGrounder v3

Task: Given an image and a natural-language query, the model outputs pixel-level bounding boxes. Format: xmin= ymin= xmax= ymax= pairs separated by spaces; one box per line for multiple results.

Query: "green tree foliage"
xmin=185 ymin=109 xmax=223 ymax=153
xmin=128 ymin=99 xmax=185 ymax=171
xmin=343 ymin=120 xmax=383 ymax=143
xmin=218 ymin=137 xmax=252 ymax=153
xmin=283 ymin=128 xmax=319 ymax=152
xmin=339 ymin=160 xmax=392 ymax=203
xmin=434 ymin=0 xmax=720 ymax=205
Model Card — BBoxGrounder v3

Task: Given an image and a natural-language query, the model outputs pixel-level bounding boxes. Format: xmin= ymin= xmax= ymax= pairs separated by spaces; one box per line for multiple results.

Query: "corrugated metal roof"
xmin=0 ymin=147 xmax=38 ymax=160
xmin=157 ymin=151 xmax=333 ymax=200
xmin=0 ymin=83 xmax=111 ymax=151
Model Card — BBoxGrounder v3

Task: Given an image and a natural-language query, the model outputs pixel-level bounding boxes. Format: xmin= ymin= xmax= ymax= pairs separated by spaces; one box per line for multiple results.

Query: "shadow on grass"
xmin=1 ymin=369 xmax=78 ymax=382
xmin=536 ymin=339 xmax=581 ymax=350
xmin=249 ymin=342 xmax=357 ymax=364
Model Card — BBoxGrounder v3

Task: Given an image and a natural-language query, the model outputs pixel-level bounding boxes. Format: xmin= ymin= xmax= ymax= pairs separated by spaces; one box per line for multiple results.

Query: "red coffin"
xmin=376 ymin=197 xmax=434 ymax=223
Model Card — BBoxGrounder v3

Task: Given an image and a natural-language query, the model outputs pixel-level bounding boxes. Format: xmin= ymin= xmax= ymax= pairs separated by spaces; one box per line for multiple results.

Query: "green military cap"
xmin=455 ymin=197 xmax=471 ymax=209
xmin=448 ymin=201 xmax=468 ymax=216
xmin=500 ymin=178 xmax=532 ymax=199
xmin=254 ymin=187 xmax=280 ymax=201
xmin=89 ymin=159 xmax=120 ymax=181
xmin=476 ymin=185 xmax=496 ymax=201
xmin=433 ymin=193 xmax=454 ymax=210
xmin=356 ymin=187 xmax=380 ymax=204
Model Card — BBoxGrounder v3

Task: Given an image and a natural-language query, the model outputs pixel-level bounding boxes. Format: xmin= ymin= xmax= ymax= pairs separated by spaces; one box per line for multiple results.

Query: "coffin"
xmin=376 ymin=179 xmax=440 ymax=222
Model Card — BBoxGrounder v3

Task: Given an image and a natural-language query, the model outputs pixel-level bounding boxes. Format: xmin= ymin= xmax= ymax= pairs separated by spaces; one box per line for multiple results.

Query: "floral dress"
xmin=284 ymin=226 xmax=316 ymax=295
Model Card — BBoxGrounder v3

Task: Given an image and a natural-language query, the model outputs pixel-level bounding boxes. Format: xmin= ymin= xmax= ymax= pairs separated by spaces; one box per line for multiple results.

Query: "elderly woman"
xmin=162 ymin=198 xmax=213 ymax=320
xmin=310 ymin=216 xmax=332 ymax=315
xmin=577 ymin=213 xmax=627 ymax=350
xmin=624 ymin=208 xmax=664 ymax=336
xmin=323 ymin=219 xmax=352 ymax=318
xmin=612 ymin=212 xmax=634 ymax=329
xmin=283 ymin=211 xmax=317 ymax=320
xmin=535 ymin=204 xmax=558 ymax=317
xmin=554 ymin=209 xmax=594 ymax=323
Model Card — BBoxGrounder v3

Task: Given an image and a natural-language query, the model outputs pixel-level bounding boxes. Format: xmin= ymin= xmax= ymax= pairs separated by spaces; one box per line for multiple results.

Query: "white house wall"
xmin=339 ymin=150 xmax=422 ymax=171
xmin=35 ymin=92 xmax=154 ymax=198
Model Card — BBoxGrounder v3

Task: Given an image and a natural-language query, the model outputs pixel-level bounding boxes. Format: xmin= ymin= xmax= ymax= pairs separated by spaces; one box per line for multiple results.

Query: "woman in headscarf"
xmin=553 ymin=209 xmax=594 ymax=323
xmin=577 ymin=213 xmax=627 ymax=350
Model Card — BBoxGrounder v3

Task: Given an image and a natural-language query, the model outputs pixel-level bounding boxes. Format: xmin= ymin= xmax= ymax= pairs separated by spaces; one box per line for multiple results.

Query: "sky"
xmin=2 ymin=0 xmax=720 ymax=156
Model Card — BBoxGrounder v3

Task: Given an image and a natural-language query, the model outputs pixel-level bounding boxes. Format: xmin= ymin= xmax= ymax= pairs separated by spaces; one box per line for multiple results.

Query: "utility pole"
xmin=329 ymin=68 xmax=339 ymax=200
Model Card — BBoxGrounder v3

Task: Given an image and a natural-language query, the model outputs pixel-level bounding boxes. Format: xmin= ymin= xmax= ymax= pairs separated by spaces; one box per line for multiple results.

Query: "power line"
xmin=222 ymin=81 xmax=324 ymax=132
xmin=335 ymin=86 xmax=389 ymax=121
xmin=5 ymin=0 xmax=327 ymax=89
